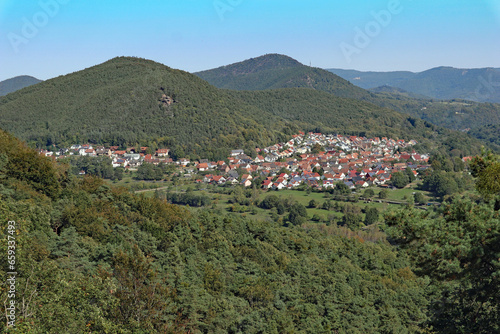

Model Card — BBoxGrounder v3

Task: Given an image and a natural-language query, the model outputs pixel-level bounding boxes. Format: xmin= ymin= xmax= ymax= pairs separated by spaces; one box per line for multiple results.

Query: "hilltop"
xmin=196 ymin=54 xmax=374 ymax=100
xmin=0 ymin=75 xmax=42 ymax=96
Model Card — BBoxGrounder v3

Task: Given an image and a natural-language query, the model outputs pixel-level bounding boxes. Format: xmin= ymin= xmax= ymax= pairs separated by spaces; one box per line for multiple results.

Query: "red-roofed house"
xmin=262 ymin=180 xmax=272 ymax=189
xmin=156 ymin=148 xmax=170 ymax=157
xmin=197 ymin=163 xmax=209 ymax=171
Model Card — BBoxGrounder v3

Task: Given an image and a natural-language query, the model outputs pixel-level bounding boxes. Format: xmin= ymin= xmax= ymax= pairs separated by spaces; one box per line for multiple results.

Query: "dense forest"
xmin=469 ymin=123 xmax=500 ymax=151
xmin=1 ymin=124 xmax=499 ymax=332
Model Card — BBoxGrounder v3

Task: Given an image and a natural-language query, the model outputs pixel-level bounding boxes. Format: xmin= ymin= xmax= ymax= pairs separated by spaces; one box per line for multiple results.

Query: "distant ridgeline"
xmin=327 ymin=67 xmax=500 ymax=104
xmin=0 ymin=56 xmax=491 ymax=160
xmin=0 ymin=75 xmax=42 ymax=96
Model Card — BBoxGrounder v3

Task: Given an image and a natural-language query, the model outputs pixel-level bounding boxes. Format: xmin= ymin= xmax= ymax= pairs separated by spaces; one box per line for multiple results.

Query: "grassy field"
xmin=126 ymin=178 xmax=439 ymax=226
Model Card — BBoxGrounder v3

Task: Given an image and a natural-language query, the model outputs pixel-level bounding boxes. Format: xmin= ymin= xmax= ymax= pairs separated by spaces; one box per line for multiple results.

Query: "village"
xmin=40 ymin=132 xmax=436 ymax=190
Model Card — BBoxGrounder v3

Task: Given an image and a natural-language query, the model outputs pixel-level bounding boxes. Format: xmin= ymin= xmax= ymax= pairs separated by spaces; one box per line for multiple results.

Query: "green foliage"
xmin=136 ymin=163 xmax=164 ymax=181
xmin=385 ymin=198 xmax=500 ymax=333
xmin=110 ymin=244 xmax=185 ymax=332
xmin=420 ymin=169 xmax=473 ymax=198
xmin=339 ymin=203 xmax=364 ymax=230
xmin=469 ymin=123 xmax=500 ymax=151
xmin=63 ymin=155 xmax=114 ymax=179
xmin=364 ymin=207 xmax=379 ymax=225
xmin=414 ymin=192 xmax=426 ymax=205
xmin=391 ymin=171 xmax=410 ymax=189
xmin=287 ymin=203 xmax=308 ymax=226
xmin=112 ymin=167 xmax=124 ymax=181
xmin=363 ymin=188 xmax=375 ymax=198
xmin=379 ymin=189 xmax=389 ymax=199
xmin=405 ymin=167 xmax=416 ymax=182
xmin=196 ymin=53 xmax=372 ymax=99
xmin=308 ymin=198 xmax=318 ymax=208
xmin=168 ymin=191 xmax=211 ymax=207
xmin=333 ymin=182 xmax=351 ymax=195
xmin=321 ymin=200 xmax=333 ymax=211
xmin=470 ymin=152 xmax=500 ymax=198
xmin=0 ymin=129 xmax=65 ymax=199
xmin=341 ymin=212 xmax=363 ymax=230
xmin=310 ymin=143 xmax=323 ymax=154
xmin=259 ymin=194 xmax=280 ymax=209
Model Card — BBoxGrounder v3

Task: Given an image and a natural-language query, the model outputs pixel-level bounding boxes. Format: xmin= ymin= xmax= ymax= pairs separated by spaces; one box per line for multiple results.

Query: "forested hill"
xmin=0 ymin=56 xmax=487 ymax=159
xmin=0 ymin=57 xmax=288 ymax=160
xmin=195 ymin=54 xmax=375 ymax=100
xmin=0 ymin=75 xmax=42 ymax=96
xmin=0 ymin=128 xmax=431 ymax=333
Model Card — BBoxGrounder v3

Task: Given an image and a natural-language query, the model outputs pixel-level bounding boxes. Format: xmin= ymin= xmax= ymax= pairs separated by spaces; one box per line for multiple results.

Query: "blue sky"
xmin=1 ymin=0 xmax=499 ymax=80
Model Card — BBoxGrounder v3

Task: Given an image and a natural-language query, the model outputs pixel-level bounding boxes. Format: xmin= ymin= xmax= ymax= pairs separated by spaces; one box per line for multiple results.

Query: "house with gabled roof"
xmin=241 ymin=174 xmax=253 ymax=181
xmin=218 ymin=164 xmax=230 ymax=173
xmin=272 ymin=182 xmax=285 ymax=190
xmin=178 ymin=158 xmax=190 ymax=166
xmin=96 ymin=148 xmax=111 ymax=156
xmin=344 ymin=181 xmax=355 ymax=189
xmin=231 ymin=149 xmax=245 ymax=156
xmin=212 ymin=175 xmax=226 ymax=185
xmin=156 ymin=148 xmax=170 ymax=157
xmin=241 ymin=179 xmax=252 ymax=187
xmin=323 ymin=180 xmax=334 ymax=189
xmin=112 ymin=158 xmax=128 ymax=168
xmin=262 ymin=180 xmax=272 ymax=189
xmin=323 ymin=173 xmax=334 ymax=181
xmin=197 ymin=163 xmax=209 ymax=172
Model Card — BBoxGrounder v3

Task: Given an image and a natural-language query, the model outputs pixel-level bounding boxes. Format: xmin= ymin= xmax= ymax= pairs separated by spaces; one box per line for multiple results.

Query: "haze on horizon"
xmin=0 ymin=0 xmax=499 ymax=81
